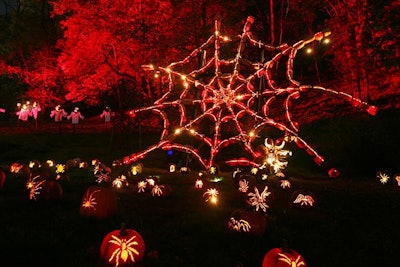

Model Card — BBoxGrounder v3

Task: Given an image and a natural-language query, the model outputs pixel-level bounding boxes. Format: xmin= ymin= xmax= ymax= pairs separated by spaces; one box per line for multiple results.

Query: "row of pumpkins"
xmin=0 ymin=159 xmax=309 ymax=267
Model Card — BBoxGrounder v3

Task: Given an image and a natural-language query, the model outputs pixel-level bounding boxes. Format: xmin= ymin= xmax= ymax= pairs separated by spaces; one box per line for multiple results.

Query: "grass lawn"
xmin=0 ymin=109 xmax=400 ymax=267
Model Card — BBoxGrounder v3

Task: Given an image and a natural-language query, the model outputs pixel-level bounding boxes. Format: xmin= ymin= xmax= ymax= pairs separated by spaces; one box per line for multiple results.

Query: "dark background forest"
xmin=0 ymin=0 xmax=399 ymax=119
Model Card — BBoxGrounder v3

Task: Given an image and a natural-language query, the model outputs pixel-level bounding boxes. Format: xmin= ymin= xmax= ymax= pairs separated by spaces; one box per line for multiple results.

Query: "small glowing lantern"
xmin=194 ymin=179 xmax=204 ymax=189
xmin=209 ymin=165 xmax=219 ymax=175
xmin=169 ymin=163 xmax=176 ymax=173
xmin=131 ymin=163 xmax=143 ymax=176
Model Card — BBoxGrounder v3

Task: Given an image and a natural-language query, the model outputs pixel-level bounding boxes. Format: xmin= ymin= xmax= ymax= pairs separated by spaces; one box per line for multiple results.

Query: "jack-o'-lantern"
xmin=66 ymin=158 xmax=81 ymax=168
xmin=262 ymin=247 xmax=307 ymax=267
xmin=393 ymin=173 xmax=400 ymax=188
xmin=41 ymin=180 xmax=63 ymax=201
xmin=376 ymin=170 xmax=391 ymax=185
xmin=130 ymin=163 xmax=143 ymax=176
xmin=80 ymin=185 xmax=118 ymax=219
xmin=151 ymin=184 xmax=172 ymax=197
xmin=26 ymin=174 xmax=62 ymax=201
xmin=291 ymin=190 xmax=315 ymax=208
xmin=227 ymin=210 xmax=267 ymax=237
xmin=9 ymin=162 xmax=31 ymax=178
xmin=100 ymin=223 xmax=145 ymax=267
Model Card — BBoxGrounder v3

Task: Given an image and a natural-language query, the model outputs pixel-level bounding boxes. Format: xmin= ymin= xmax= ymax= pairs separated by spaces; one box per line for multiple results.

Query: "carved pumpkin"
xmin=80 ymin=185 xmax=118 ymax=219
xmin=26 ymin=174 xmax=62 ymax=201
xmin=227 ymin=210 xmax=267 ymax=237
xmin=151 ymin=184 xmax=172 ymax=197
xmin=262 ymin=247 xmax=307 ymax=267
xmin=41 ymin=180 xmax=63 ymax=201
xmin=100 ymin=223 xmax=145 ymax=267
xmin=0 ymin=169 xmax=6 ymax=190
xmin=291 ymin=190 xmax=316 ymax=208
xmin=9 ymin=162 xmax=31 ymax=178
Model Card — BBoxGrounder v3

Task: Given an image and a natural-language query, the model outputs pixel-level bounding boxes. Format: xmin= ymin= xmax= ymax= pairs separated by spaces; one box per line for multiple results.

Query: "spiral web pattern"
xmin=123 ymin=16 xmax=377 ymax=172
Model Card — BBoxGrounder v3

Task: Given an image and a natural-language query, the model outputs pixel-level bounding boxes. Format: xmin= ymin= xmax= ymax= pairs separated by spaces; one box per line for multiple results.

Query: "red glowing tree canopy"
xmin=123 ymin=16 xmax=377 ymax=172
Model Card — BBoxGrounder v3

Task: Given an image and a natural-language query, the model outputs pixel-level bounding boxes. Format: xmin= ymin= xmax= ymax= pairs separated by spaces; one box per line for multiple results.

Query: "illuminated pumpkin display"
xmin=151 ymin=184 xmax=172 ymax=197
xmin=246 ymin=185 xmax=272 ymax=213
xmin=393 ymin=173 xmax=400 ymax=187
xmin=292 ymin=190 xmax=315 ymax=207
xmin=0 ymin=169 xmax=6 ymax=190
xmin=112 ymin=175 xmax=129 ymax=189
xmin=203 ymin=188 xmax=219 ymax=204
xmin=100 ymin=224 xmax=145 ymax=267
xmin=79 ymin=161 xmax=89 ymax=169
xmin=136 ymin=180 xmax=148 ymax=193
xmin=26 ymin=174 xmax=62 ymax=201
xmin=28 ymin=160 xmax=41 ymax=170
xmin=262 ymin=247 xmax=307 ymax=267
xmin=80 ymin=185 xmax=118 ymax=219
xmin=10 ymin=162 xmax=30 ymax=178
xmin=169 ymin=163 xmax=176 ymax=173
xmin=66 ymin=158 xmax=81 ymax=168
xmin=194 ymin=179 xmax=204 ymax=189
xmin=130 ymin=163 xmax=143 ymax=176
xmin=227 ymin=210 xmax=267 ymax=237
xmin=376 ymin=170 xmax=391 ymax=185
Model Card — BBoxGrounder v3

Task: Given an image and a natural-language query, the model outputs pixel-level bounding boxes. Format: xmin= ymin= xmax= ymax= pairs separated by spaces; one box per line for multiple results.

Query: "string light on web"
xmin=124 ymin=16 xmax=377 ymax=175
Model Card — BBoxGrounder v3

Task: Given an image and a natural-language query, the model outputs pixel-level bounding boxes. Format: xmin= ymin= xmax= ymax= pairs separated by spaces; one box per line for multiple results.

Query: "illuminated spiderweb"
xmin=123 ymin=16 xmax=377 ymax=173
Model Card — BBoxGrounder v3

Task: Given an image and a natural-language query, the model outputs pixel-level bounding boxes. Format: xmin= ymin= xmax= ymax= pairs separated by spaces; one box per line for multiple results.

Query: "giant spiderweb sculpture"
xmin=123 ymin=16 xmax=377 ymax=173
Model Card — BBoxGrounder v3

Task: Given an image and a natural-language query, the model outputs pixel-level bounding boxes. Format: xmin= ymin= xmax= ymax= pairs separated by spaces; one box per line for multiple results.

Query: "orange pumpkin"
xmin=262 ymin=247 xmax=307 ymax=267
xmin=100 ymin=223 xmax=146 ymax=267
xmin=80 ymin=185 xmax=118 ymax=219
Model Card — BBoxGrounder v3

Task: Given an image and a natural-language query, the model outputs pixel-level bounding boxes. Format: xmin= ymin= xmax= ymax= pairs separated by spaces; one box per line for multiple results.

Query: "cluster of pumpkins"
xmin=0 ymin=159 xmax=310 ymax=267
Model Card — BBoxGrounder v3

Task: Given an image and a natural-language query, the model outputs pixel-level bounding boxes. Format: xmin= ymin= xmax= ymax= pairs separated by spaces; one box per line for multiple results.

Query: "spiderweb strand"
xmin=123 ymin=16 xmax=377 ymax=172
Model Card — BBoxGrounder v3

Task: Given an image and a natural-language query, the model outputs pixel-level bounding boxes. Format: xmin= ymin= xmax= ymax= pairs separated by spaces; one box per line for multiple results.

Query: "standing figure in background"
xmin=67 ymin=107 xmax=84 ymax=135
xmin=100 ymin=106 xmax=112 ymax=129
xmin=16 ymin=103 xmax=30 ymax=128
xmin=30 ymin=102 xmax=41 ymax=129
xmin=50 ymin=105 xmax=67 ymax=133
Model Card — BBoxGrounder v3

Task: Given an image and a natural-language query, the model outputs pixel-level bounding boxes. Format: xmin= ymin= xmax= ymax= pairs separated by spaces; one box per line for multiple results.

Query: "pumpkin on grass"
xmin=100 ymin=223 xmax=146 ymax=267
xmin=80 ymin=185 xmax=118 ymax=219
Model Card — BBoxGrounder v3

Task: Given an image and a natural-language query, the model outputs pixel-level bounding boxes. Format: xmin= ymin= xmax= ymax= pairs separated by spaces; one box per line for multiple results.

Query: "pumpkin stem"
xmin=120 ymin=222 xmax=127 ymax=236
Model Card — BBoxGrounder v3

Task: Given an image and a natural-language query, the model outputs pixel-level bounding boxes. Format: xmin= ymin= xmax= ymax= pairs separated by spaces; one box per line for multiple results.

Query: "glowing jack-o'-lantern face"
xmin=100 ymin=225 xmax=145 ymax=267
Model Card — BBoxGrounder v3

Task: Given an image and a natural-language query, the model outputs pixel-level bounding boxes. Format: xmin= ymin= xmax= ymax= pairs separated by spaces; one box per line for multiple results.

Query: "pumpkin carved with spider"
xmin=80 ymin=185 xmax=118 ymax=219
xmin=262 ymin=247 xmax=307 ymax=267
xmin=100 ymin=223 xmax=146 ymax=267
